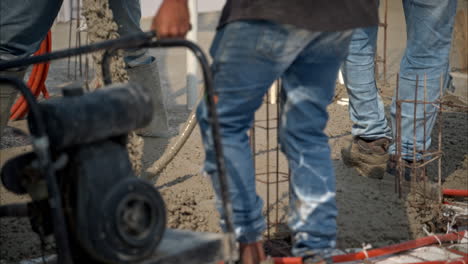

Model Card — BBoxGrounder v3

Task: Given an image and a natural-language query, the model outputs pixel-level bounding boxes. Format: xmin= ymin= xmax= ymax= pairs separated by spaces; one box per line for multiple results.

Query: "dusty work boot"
xmin=238 ymin=241 xmax=267 ymax=264
xmin=341 ymin=137 xmax=390 ymax=179
xmin=387 ymin=155 xmax=427 ymax=182
xmin=126 ymin=60 xmax=169 ymax=138
xmin=0 ymin=69 xmax=26 ymax=138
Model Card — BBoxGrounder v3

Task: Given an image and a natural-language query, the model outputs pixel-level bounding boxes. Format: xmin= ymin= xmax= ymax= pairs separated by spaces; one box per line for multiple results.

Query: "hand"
xmin=151 ymin=0 xmax=190 ymax=38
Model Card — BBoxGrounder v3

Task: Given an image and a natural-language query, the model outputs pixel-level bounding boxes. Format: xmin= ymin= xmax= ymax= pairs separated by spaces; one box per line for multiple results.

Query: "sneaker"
xmin=387 ymin=155 xmax=426 ymax=181
xmin=341 ymin=137 xmax=390 ymax=179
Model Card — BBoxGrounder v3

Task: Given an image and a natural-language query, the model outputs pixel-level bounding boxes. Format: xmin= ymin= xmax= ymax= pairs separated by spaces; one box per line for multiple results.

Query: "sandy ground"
xmin=1 ymin=2 xmax=468 ymax=263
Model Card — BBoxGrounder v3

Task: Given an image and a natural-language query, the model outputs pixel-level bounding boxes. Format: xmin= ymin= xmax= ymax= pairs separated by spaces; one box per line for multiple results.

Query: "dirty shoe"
xmin=341 ymin=137 xmax=390 ymax=179
xmin=1 ymin=70 xmax=26 ymax=138
xmin=127 ymin=60 xmax=170 ymax=138
xmin=387 ymin=155 xmax=426 ymax=182
xmin=238 ymin=241 xmax=267 ymax=264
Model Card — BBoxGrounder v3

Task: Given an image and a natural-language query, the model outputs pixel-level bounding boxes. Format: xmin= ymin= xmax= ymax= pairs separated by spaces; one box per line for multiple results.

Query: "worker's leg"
xmin=342 ymin=26 xmax=391 ymax=140
xmin=0 ymin=0 xmax=62 ymax=60
xmin=340 ymin=25 xmax=392 ymax=179
xmin=0 ymin=70 xmax=26 ymax=137
xmin=0 ymin=0 xmax=62 ymax=136
xmin=108 ymin=0 xmax=152 ymax=67
xmin=278 ymin=31 xmax=352 ymax=261
xmin=109 ymin=0 xmax=169 ymax=137
xmin=196 ymin=21 xmax=312 ymax=263
xmin=388 ymin=0 xmax=457 ymax=161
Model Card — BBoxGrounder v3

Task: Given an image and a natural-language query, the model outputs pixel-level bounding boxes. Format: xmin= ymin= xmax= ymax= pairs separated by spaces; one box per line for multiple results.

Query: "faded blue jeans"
xmin=342 ymin=0 xmax=457 ymax=160
xmin=0 ymin=0 xmax=152 ymax=67
xmin=197 ymin=20 xmax=352 ymax=256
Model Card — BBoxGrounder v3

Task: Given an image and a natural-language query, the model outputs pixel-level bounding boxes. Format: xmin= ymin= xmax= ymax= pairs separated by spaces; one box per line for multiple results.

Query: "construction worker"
xmin=341 ymin=0 xmax=457 ymax=180
xmin=152 ymin=0 xmax=378 ymax=263
xmin=0 ymin=0 xmax=169 ymax=138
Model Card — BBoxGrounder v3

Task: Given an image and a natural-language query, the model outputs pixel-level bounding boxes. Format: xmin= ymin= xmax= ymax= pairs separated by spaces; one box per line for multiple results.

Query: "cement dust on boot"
xmin=341 ymin=137 xmax=390 ymax=179
xmin=127 ymin=60 xmax=170 ymax=138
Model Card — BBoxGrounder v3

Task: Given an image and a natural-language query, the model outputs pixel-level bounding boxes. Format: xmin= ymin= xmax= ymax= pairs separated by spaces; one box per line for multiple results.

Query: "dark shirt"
xmin=218 ymin=0 xmax=379 ymax=31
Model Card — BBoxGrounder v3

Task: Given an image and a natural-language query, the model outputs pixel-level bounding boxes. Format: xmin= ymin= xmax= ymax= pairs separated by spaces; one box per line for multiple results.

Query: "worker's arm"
xmin=151 ymin=0 xmax=190 ymax=38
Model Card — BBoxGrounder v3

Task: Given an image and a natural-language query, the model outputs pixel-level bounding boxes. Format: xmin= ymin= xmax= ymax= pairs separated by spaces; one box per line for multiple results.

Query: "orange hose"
xmin=331 ymin=231 xmax=465 ymax=263
xmin=9 ymin=31 xmax=51 ymax=120
xmin=443 ymin=189 xmax=468 ymax=197
xmin=268 ymin=231 xmax=466 ymax=264
xmin=218 ymin=231 xmax=466 ymax=264
xmin=272 ymin=257 xmax=468 ymax=264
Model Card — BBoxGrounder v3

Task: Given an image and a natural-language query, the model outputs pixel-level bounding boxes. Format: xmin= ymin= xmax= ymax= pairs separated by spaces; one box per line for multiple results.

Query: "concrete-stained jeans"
xmin=342 ymin=0 xmax=457 ymax=160
xmin=0 ymin=0 xmax=152 ymax=67
xmin=196 ymin=20 xmax=352 ymax=256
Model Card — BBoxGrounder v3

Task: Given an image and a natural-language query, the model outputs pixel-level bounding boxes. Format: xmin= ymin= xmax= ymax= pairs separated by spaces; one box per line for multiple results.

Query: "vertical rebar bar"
xmin=275 ymin=80 xmax=280 ymax=233
xmin=77 ymin=0 xmax=82 ymax=77
xmin=395 ymin=74 xmax=402 ymax=197
xmin=412 ymin=75 xmax=419 ymax=186
xmin=383 ymin=0 xmax=388 ymax=82
xmin=266 ymin=91 xmax=271 ymax=240
xmin=438 ymin=75 xmax=443 ymax=204
xmin=67 ymin=2 xmax=73 ymax=78
xmin=85 ymin=33 xmax=89 ymax=90
xmin=251 ymin=126 xmax=256 ymax=172
xmin=73 ymin=0 xmax=78 ymax=80
xmin=423 ymin=74 xmax=427 ymax=187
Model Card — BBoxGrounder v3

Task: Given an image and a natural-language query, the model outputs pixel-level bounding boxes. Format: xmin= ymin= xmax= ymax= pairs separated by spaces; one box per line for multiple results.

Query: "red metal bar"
xmin=443 ymin=189 xmax=468 ymax=197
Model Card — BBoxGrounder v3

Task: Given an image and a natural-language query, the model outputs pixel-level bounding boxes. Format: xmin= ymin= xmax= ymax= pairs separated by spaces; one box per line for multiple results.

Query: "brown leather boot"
xmin=341 ymin=136 xmax=390 ymax=179
xmin=239 ymin=241 xmax=267 ymax=264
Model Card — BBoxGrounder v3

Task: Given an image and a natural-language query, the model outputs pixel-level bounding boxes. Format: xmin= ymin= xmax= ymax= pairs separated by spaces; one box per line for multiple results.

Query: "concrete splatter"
xmin=82 ymin=0 xmax=143 ymax=175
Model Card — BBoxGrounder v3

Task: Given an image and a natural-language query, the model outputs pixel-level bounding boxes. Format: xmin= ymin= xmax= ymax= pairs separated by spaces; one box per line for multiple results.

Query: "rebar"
xmin=393 ymin=72 xmax=467 ymax=199
xmin=395 ymin=73 xmax=403 ymax=197
xmin=412 ymin=75 xmax=418 ymax=188
xmin=275 ymin=80 xmax=280 ymax=234
xmin=266 ymin=90 xmax=271 ymax=240
xmin=375 ymin=0 xmax=388 ymax=83
xmin=77 ymin=0 xmax=83 ymax=77
xmin=438 ymin=75 xmax=443 ymax=204
xmin=67 ymin=2 xmax=73 ymax=78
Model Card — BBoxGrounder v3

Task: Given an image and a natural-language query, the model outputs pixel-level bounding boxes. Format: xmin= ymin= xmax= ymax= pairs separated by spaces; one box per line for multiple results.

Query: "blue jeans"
xmin=0 ymin=0 xmax=152 ymax=67
xmin=343 ymin=0 xmax=457 ymax=160
xmin=196 ymin=20 xmax=352 ymax=255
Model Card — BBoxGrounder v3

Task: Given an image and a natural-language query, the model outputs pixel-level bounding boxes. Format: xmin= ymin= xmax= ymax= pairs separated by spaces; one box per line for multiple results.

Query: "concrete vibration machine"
xmin=0 ymin=32 xmax=236 ymax=264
